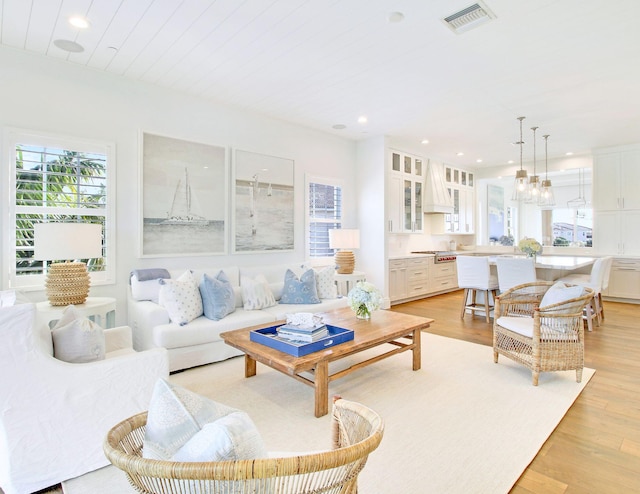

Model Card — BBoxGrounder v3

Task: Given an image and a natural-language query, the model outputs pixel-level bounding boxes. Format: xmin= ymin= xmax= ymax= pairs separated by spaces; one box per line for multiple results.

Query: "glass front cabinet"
xmin=444 ymin=165 xmax=475 ymax=234
xmin=388 ymin=151 xmax=424 ymax=233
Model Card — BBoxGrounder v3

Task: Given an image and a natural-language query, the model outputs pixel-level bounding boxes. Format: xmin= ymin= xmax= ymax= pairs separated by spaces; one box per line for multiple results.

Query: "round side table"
xmin=36 ymin=296 xmax=116 ymax=329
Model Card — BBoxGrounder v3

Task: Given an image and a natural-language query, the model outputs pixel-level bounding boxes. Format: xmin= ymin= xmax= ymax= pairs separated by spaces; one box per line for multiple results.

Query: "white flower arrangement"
xmin=347 ymin=281 xmax=382 ymax=319
xmin=518 ymin=237 xmax=542 ymax=257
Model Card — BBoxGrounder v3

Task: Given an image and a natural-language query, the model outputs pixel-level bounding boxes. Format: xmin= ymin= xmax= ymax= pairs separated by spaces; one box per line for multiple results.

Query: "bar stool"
xmin=495 ymin=256 xmax=538 ymax=293
xmin=558 ymin=256 xmax=613 ymax=331
xmin=456 ymin=255 xmax=499 ymax=323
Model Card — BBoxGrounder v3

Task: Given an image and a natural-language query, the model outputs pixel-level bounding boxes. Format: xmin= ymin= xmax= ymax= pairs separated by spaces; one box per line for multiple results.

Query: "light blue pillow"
xmin=280 ymin=269 xmax=321 ymax=304
xmin=199 ymin=270 xmax=236 ymax=321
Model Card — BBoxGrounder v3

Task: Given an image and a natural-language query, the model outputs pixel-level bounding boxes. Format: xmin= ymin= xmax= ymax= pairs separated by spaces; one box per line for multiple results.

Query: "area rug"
xmin=63 ymin=333 xmax=594 ymax=494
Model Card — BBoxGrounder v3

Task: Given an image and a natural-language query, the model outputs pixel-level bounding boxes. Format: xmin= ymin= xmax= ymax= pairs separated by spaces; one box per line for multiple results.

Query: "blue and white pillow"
xmin=241 ymin=274 xmax=277 ymax=310
xmin=314 ymin=265 xmax=338 ymax=299
xmin=199 ymin=270 xmax=236 ymax=321
xmin=158 ymin=270 xmax=203 ymax=326
xmin=280 ymin=269 xmax=321 ymax=304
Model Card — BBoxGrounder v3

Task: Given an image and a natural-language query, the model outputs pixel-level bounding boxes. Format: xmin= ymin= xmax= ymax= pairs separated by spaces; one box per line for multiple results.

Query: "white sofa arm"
xmin=127 ymin=294 xmax=170 ymax=351
xmin=104 ymin=325 xmax=133 ymax=353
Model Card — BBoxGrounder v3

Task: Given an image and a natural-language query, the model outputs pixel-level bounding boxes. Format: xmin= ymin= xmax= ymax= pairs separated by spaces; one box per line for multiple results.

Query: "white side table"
xmin=334 ymin=271 xmax=366 ymax=297
xmin=36 ymin=296 xmax=117 ymax=329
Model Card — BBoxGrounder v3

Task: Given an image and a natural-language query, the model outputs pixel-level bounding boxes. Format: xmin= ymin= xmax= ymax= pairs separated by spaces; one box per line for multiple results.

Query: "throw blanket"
xmin=130 ymin=268 xmax=171 ymax=283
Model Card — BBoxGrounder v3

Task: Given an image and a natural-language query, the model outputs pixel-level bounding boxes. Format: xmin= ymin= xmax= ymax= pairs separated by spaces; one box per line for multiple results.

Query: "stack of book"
xmin=276 ymin=323 xmax=328 ymax=343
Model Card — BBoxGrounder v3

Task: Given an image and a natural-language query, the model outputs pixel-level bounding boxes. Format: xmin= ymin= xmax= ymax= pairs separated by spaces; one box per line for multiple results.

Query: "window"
xmin=550 ymin=208 xmax=593 ymax=247
xmin=4 ymin=129 xmax=115 ymax=290
xmin=306 ymin=177 xmax=342 ymax=259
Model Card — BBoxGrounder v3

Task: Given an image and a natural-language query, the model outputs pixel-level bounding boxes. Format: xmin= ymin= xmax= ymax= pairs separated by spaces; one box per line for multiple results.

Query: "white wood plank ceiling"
xmin=1 ymin=0 xmax=640 ymax=168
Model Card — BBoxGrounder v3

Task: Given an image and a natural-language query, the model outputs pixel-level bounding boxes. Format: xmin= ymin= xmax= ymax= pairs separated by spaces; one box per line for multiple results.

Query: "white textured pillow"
xmin=51 ymin=305 xmax=105 ymax=363
xmin=143 ymin=379 xmax=267 ymax=462
xmin=159 ymin=270 xmax=203 ymax=326
xmin=315 ymin=266 xmax=338 ymax=299
xmin=540 ymin=281 xmax=585 ymax=310
xmin=241 ymin=274 xmax=276 ymax=310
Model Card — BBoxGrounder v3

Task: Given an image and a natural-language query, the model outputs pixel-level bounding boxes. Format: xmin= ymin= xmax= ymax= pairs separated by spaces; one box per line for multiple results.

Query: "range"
xmin=411 ymin=251 xmax=457 ymax=263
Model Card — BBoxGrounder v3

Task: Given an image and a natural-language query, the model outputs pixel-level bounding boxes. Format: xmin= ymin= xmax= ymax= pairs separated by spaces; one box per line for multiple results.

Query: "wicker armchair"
xmin=493 ymin=281 xmax=594 ymax=385
xmin=103 ymin=397 xmax=384 ymax=494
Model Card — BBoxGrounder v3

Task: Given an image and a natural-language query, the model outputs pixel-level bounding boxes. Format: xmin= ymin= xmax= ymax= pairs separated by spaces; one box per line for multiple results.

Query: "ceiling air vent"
xmin=443 ymin=2 xmax=496 ymax=34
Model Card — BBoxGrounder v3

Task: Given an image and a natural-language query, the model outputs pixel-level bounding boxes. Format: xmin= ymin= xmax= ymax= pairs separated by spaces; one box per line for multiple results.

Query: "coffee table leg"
xmin=314 ymin=361 xmax=329 ymax=417
xmin=412 ymin=328 xmax=421 ymax=371
xmin=245 ymin=355 xmax=257 ymax=378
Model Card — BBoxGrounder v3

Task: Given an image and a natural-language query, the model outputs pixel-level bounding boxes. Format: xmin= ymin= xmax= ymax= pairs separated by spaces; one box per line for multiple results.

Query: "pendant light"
xmin=539 ymin=134 xmax=555 ymax=206
xmin=511 ymin=116 xmax=528 ymax=201
xmin=526 ymin=126 xmax=541 ymax=203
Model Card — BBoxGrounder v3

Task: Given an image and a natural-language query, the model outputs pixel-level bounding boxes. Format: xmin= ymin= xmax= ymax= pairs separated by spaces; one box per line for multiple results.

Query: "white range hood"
xmin=424 ymin=160 xmax=454 ymax=213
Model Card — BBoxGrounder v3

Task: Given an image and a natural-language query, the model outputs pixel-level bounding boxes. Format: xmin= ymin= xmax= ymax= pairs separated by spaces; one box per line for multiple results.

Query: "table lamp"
xmin=34 ymin=223 xmax=103 ymax=306
xmin=329 ymin=229 xmax=360 ymax=274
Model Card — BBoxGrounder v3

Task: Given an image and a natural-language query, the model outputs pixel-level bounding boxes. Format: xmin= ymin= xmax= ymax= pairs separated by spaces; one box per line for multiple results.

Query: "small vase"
xmin=355 ymin=305 xmax=371 ymax=320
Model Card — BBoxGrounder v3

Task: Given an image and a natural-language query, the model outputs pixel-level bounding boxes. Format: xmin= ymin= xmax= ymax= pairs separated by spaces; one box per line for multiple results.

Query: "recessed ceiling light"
xmin=357 ymin=116 xmax=368 ymax=124
xmin=53 ymin=39 xmax=84 ymax=53
xmin=566 ymin=152 xmax=574 ymax=156
xmin=476 ymin=159 xmax=482 ymax=163
xmin=507 ymin=160 xmax=514 ymax=164
xmin=69 ymin=16 xmax=90 ymax=29
xmin=421 ymin=139 xmax=429 ymax=144
xmin=332 ymin=124 xmax=346 ymax=130
xmin=388 ymin=12 xmax=405 ymax=23
xmin=457 ymin=152 xmax=464 ymax=156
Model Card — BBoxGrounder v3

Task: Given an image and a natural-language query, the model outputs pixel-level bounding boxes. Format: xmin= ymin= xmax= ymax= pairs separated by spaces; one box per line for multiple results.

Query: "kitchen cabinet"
xmin=389 ymin=258 xmax=408 ymax=302
xmin=429 ymin=261 xmax=458 ymax=293
xmin=442 ymin=165 xmax=475 ymax=234
xmin=605 ymin=258 xmax=640 ymax=301
xmin=594 ymin=210 xmax=640 ymax=255
xmin=387 ymin=151 xmax=424 ymax=233
xmin=593 ymin=150 xmax=640 ymax=211
xmin=406 ymin=257 xmax=430 ymax=299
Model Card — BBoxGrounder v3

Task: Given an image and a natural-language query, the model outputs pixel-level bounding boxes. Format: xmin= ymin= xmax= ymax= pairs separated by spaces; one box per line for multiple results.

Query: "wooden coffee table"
xmin=220 ymin=307 xmax=434 ymax=417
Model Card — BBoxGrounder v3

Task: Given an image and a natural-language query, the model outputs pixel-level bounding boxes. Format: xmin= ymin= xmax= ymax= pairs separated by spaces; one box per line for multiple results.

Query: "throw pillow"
xmin=143 ymin=379 xmax=267 ymax=462
xmin=241 ymin=274 xmax=277 ymax=310
xmin=130 ymin=268 xmax=171 ymax=303
xmin=314 ymin=266 xmax=338 ymax=299
xmin=540 ymin=281 xmax=585 ymax=312
xmin=199 ymin=270 xmax=236 ymax=321
xmin=158 ymin=270 xmax=203 ymax=326
xmin=51 ymin=305 xmax=105 ymax=363
xmin=280 ymin=269 xmax=321 ymax=304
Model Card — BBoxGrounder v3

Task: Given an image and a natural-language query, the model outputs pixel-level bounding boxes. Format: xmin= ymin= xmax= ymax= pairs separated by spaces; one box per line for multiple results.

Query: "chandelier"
xmin=526 ymin=126 xmax=541 ymax=203
xmin=538 ymin=134 xmax=555 ymax=206
xmin=511 ymin=116 xmax=528 ymax=201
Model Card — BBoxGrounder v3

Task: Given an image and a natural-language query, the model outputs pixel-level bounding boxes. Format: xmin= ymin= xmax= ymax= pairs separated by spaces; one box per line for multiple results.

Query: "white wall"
xmin=0 ymin=47 xmax=357 ymax=324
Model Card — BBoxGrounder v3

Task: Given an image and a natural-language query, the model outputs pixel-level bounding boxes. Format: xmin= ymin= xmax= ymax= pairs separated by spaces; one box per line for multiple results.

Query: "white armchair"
xmin=0 ymin=303 xmax=169 ymax=494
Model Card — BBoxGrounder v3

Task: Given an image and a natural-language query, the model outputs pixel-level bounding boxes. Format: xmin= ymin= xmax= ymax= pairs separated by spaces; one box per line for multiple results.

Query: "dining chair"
xmin=495 ymin=256 xmax=538 ymax=293
xmin=456 ymin=255 xmax=499 ymax=323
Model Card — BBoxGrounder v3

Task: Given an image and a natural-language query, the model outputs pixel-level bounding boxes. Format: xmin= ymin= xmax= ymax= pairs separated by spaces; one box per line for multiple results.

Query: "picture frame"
xmin=232 ymin=149 xmax=295 ymax=253
xmin=140 ymin=132 xmax=228 ymax=257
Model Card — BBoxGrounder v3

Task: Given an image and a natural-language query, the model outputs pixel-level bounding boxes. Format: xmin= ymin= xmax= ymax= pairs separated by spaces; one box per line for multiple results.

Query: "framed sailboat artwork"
xmin=232 ymin=150 xmax=295 ymax=253
xmin=140 ymin=132 xmax=228 ymax=257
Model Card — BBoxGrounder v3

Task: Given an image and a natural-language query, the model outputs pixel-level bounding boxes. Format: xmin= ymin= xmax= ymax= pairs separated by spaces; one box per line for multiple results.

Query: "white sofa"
xmin=0 ymin=303 xmax=169 ymax=494
xmin=128 ymin=263 xmax=349 ymax=372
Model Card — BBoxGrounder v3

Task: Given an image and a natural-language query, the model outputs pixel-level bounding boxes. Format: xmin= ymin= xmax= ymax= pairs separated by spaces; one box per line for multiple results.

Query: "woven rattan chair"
xmin=493 ymin=281 xmax=594 ymax=385
xmin=104 ymin=397 xmax=384 ymax=494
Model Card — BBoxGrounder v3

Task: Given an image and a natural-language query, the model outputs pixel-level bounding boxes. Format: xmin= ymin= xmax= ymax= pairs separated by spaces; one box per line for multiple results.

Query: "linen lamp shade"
xmin=329 ymin=229 xmax=360 ymax=274
xmin=34 ymin=223 xmax=103 ymax=306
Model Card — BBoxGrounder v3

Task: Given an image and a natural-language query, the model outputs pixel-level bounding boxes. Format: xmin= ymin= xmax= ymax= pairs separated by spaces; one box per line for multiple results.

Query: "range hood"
xmin=424 ymin=161 xmax=454 ymax=213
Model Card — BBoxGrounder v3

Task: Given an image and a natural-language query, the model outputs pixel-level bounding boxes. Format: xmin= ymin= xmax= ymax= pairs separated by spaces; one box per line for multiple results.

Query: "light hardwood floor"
xmin=391 ymin=290 xmax=640 ymax=494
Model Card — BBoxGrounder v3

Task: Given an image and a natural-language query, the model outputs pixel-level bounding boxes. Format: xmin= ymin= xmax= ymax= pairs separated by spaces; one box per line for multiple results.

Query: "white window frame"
xmin=305 ymin=174 xmax=343 ymax=264
xmin=2 ymin=128 xmax=116 ymax=291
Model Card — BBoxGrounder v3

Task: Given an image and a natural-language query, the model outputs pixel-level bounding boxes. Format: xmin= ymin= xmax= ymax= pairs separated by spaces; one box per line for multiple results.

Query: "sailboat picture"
xmin=141 ymin=133 xmax=227 ymax=257
xmin=161 ymin=167 xmax=208 ymax=225
xmin=234 ymin=150 xmax=294 ymax=252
